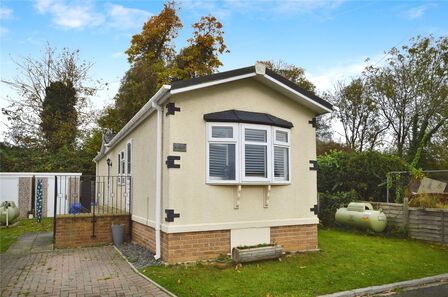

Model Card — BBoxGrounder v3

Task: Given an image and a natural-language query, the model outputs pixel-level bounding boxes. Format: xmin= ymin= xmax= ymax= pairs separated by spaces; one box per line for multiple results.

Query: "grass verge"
xmin=141 ymin=229 xmax=448 ymax=297
xmin=0 ymin=218 xmax=53 ymax=253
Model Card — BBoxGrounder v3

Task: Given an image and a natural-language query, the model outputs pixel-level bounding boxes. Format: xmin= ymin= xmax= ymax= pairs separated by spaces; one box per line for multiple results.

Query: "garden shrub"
xmin=317 ymin=150 xmax=409 ymax=202
xmin=318 ymin=191 xmax=359 ymax=227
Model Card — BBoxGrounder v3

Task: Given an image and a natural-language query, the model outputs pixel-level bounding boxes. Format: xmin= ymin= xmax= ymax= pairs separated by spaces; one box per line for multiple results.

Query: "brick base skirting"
xmin=270 ymin=224 xmax=318 ymax=252
xmin=55 ymin=214 xmax=130 ymax=249
xmin=132 ymin=221 xmax=318 ymax=263
xmin=132 ymin=221 xmax=230 ymax=263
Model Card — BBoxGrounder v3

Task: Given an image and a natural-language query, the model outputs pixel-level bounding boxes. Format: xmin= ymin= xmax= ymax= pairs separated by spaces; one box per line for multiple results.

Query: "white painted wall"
xmin=0 ymin=173 xmax=81 ymax=217
xmin=231 ymin=227 xmax=271 ymax=248
xmin=0 ymin=176 xmax=19 ymax=205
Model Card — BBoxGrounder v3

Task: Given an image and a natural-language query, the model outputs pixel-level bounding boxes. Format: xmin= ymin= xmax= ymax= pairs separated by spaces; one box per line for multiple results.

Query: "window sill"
xmin=206 ymin=181 xmax=291 ymax=186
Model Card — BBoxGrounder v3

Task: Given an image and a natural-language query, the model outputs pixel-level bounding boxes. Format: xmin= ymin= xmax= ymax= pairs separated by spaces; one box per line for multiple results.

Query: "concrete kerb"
xmin=319 ymin=273 xmax=448 ymax=297
xmin=113 ymin=245 xmax=178 ymax=297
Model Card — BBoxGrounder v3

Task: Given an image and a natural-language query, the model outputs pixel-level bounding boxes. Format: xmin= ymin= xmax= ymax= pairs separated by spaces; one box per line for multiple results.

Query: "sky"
xmin=1 ymin=0 xmax=447 ymax=140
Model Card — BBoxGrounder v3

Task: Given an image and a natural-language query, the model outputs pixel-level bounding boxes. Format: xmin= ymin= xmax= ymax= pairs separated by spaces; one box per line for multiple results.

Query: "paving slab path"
xmin=0 ymin=232 xmax=171 ymax=297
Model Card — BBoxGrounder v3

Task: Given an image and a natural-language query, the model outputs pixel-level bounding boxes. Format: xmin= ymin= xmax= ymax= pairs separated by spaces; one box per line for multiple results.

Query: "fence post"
xmin=442 ymin=210 xmax=446 ymax=244
xmin=53 ymin=176 xmax=57 ymax=246
xmin=403 ymin=197 xmax=409 ymax=230
xmin=91 ymin=177 xmax=96 ymax=238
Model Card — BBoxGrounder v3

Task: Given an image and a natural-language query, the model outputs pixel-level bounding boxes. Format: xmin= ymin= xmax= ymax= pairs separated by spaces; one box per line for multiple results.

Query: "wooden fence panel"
xmin=369 ymin=201 xmax=448 ymax=244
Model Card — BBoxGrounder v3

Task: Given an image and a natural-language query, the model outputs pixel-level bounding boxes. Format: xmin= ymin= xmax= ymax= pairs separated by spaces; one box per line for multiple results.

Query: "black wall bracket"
xmin=166 ymin=156 xmax=181 ymax=168
xmin=165 ymin=209 xmax=180 ymax=222
xmin=308 ymin=117 xmax=317 ymax=128
xmin=309 ymin=160 xmax=318 ymax=171
xmin=310 ymin=204 xmax=319 ymax=215
xmin=166 ymin=102 xmax=180 ymax=116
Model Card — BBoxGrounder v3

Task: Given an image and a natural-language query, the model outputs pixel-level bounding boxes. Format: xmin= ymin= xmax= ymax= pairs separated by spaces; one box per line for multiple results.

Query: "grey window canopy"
xmin=203 ymin=110 xmax=293 ymax=129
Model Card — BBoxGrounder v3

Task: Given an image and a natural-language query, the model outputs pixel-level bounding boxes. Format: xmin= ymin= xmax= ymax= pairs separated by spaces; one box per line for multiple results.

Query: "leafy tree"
xmin=126 ymin=1 xmax=182 ymax=64
xmin=366 ymin=36 xmax=448 ymax=167
xmin=98 ymin=59 xmax=159 ymax=132
xmin=174 ymin=15 xmax=228 ymax=79
xmin=40 ymin=81 xmax=78 ymax=152
xmin=330 ymin=79 xmax=387 ymax=151
xmin=317 ymin=150 xmax=409 ymax=201
xmin=1 ymin=45 xmax=98 ymax=147
xmin=258 ymin=60 xmax=317 ymax=94
xmin=99 ymin=2 xmax=229 ymax=133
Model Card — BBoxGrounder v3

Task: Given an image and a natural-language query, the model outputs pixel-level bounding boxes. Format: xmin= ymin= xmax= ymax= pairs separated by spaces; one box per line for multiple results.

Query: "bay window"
xmin=207 ymin=123 xmax=290 ymax=184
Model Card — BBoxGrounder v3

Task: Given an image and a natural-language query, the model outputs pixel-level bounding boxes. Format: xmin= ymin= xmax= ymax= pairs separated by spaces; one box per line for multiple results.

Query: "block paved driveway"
xmin=0 ymin=232 xmax=170 ymax=297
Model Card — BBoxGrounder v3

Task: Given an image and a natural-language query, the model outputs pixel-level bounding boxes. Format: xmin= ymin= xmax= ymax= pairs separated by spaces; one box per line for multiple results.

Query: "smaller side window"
xmin=121 ymin=151 xmax=125 ymax=175
xmin=273 ymin=128 xmax=290 ymax=182
xmin=127 ymin=142 xmax=132 ymax=175
xmin=117 ymin=154 xmax=121 ymax=175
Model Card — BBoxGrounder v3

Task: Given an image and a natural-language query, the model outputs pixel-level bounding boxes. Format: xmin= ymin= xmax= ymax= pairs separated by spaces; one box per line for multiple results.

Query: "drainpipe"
xmin=152 ymin=100 xmax=163 ymax=259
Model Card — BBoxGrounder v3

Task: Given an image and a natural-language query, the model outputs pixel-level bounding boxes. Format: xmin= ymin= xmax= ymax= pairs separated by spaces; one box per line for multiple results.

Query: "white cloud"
xmin=403 ymin=5 xmax=427 ymax=20
xmin=34 ymin=0 xmax=104 ymax=29
xmin=106 ymin=4 xmax=152 ymax=30
xmin=307 ymin=55 xmax=382 ymax=92
xmin=0 ymin=26 xmax=9 ymax=36
xmin=112 ymin=51 xmax=125 ymax=58
xmin=33 ymin=1 xmax=151 ymax=30
xmin=181 ymin=0 xmax=346 ymax=20
xmin=0 ymin=7 xmax=13 ymax=19
xmin=273 ymin=0 xmax=346 ymax=14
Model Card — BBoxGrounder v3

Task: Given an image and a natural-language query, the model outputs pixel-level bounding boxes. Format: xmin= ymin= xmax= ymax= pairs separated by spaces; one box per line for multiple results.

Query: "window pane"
xmin=127 ymin=143 xmax=131 ymax=174
xmin=274 ymin=146 xmax=289 ymax=180
xmin=117 ymin=155 xmax=120 ymax=174
xmin=245 ymin=129 xmax=267 ymax=142
xmin=245 ymin=144 xmax=267 ymax=177
xmin=276 ymin=131 xmax=288 ymax=143
xmin=209 ymin=144 xmax=236 ymax=180
xmin=212 ymin=126 xmax=233 ymax=138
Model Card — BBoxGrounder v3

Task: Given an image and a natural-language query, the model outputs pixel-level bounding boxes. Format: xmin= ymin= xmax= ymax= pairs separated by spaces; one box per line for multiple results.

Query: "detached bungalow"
xmin=94 ymin=62 xmax=332 ymax=263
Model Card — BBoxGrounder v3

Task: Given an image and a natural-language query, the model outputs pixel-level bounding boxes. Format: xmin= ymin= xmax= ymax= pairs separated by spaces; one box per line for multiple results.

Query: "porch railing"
xmin=53 ymin=175 xmax=132 ymax=216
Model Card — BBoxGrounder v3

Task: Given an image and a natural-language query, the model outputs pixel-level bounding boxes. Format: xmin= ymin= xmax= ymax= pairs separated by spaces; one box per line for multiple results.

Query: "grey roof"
xmin=204 ymin=110 xmax=294 ymax=129
xmin=170 ymin=65 xmax=332 ymax=110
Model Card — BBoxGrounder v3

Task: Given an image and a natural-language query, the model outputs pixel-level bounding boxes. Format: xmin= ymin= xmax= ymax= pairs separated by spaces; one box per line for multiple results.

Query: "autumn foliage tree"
xmin=174 ymin=15 xmax=228 ymax=79
xmin=99 ymin=2 xmax=229 ymax=133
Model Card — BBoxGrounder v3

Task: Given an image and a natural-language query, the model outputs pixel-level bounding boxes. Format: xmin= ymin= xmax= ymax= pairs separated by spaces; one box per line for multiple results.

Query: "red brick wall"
xmin=132 ymin=221 xmax=156 ymax=252
xmin=131 ymin=221 xmax=230 ymax=263
xmin=131 ymin=221 xmax=317 ymax=263
xmin=55 ymin=214 xmax=130 ymax=248
xmin=162 ymin=230 xmax=230 ymax=263
xmin=270 ymin=224 xmax=318 ymax=252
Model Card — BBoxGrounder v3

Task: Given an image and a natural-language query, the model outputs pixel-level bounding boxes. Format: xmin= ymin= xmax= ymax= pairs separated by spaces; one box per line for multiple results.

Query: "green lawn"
xmin=141 ymin=229 xmax=448 ymax=297
xmin=0 ymin=218 xmax=53 ymax=253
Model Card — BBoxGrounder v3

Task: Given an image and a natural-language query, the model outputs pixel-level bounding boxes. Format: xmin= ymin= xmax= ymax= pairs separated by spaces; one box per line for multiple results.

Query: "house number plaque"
xmin=173 ymin=143 xmax=187 ymax=152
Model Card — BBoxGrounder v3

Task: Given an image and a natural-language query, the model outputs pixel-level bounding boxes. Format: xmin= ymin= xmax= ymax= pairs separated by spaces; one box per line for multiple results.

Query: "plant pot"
xmin=111 ymin=224 xmax=124 ymax=246
xmin=232 ymin=245 xmax=283 ymax=263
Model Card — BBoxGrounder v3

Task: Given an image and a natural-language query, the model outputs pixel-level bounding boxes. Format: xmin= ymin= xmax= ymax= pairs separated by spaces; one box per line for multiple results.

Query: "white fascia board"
xmin=259 ymin=74 xmax=332 ymax=114
xmin=95 ymin=85 xmax=171 ymax=161
xmin=170 ymin=73 xmax=256 ymax=95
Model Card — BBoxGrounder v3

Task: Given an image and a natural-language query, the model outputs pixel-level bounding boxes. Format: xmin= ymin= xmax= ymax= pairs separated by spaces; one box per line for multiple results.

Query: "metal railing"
xmin=53 ymin=175 xmax=132 ymax=216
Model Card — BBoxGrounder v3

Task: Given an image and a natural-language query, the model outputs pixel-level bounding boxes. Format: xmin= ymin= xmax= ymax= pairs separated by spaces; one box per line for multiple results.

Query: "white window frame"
xmin=206 ymin=123 xmax=291 ymax=185
xmin=206 ymin=123 xmax=239 ymax=184
xmin=241 ymin=124 xmax=272 ymax=183
xmin=272 ymin=127 xmax=291 ymax=184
